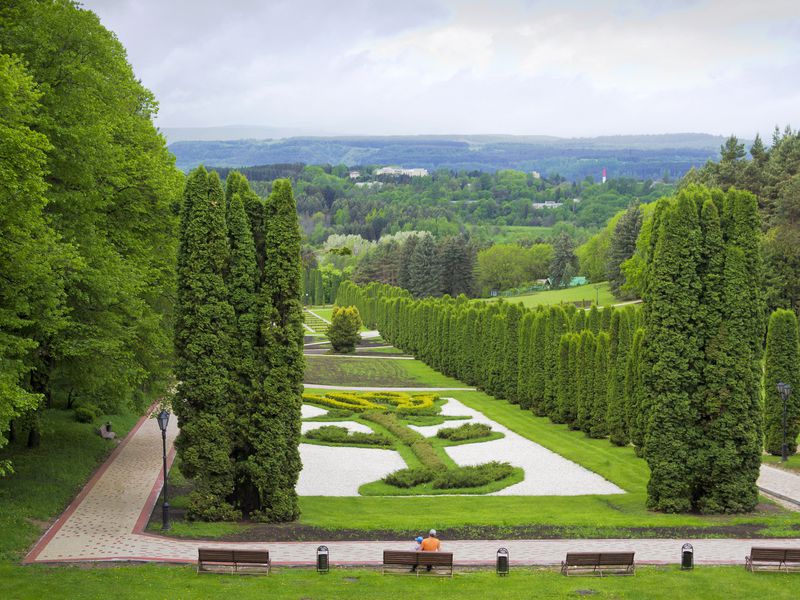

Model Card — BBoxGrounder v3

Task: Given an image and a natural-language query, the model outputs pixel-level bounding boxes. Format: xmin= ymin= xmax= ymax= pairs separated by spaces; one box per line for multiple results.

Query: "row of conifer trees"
xmin=339 ymin=185 xmax=799 ymax=514
xmin=174 ymin=167 xmax=304 ymax=522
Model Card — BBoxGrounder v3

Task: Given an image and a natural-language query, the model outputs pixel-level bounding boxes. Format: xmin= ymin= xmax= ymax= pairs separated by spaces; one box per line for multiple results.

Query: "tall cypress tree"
xmin=607 ymin=309 xmax=632 ymax=446
xmin=589 ymin=332 xmax=610 ymax=438
xmin=576 ymin=330 xmax=596 ymax=433
xmin=642 ymin=193 xmax=703 ymax=513
xmin=625 ymin=328 xmax=645 ymax=455
xmin=226 ymin=192 xmax=259 ymax=508
xmin=174 ymin=167 xmax=239 ymax=521
xmin=542 ymin=306 xmax=568 ymax=417
xmin=503 ymin=303 xmax=523 ymax=402
xmin=764 ymin=309 xmax=800 ymax=456
xmin=249 ymin=179 xmax=304 ymax=521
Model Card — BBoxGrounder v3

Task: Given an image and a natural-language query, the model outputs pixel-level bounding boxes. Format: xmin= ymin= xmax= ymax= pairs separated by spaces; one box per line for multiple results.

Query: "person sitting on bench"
xmin=420 ymin=529 xmax=441 ymax=571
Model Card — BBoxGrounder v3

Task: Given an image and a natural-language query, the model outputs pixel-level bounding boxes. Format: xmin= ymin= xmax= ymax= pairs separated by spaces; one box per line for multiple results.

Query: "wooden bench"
xmin=98 ymin=423 xmax=116 ymax=440
xmin=561 ymin=552 xmax=635 ymax=576
xmin=197 ymin=548 xmax=271 ymax=574
xmin=746 ymin=547 xmax=800 ymax=572
xmin=382 ymin=550 xmax=453 ymax=576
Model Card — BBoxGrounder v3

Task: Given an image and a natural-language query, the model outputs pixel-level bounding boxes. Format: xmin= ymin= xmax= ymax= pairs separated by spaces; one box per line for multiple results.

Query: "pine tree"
xmin=516 ymin=312 xmax=535 ymax=407
xmin=549 ymin=232 xmax=578 ymax=288
xmin=174 ymin=167 xmax=239 ymax=521
xmin=555 ymin=334 xmax=573 ymax=424
xmin=408 ymin=235 xmax=442 ymax=298
xmin=249 ymin=179 xmax=304 ymax=521
xmin=327 ymin=306 xmax=362 ymax=353
xmin=607 ymin=203 xmax=643 ymax=297
xmin=764 ymin=309 xmax=800 ymax=456
xmin=642 ymin=193 xmax=703 ymax=513
xmin=587 ymin=304 xmax=600 ymax=333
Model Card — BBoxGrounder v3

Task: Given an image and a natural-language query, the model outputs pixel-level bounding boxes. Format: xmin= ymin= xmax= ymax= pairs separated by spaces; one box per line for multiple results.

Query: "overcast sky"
xmin=82 ymin=0 xmax=800 ymax=137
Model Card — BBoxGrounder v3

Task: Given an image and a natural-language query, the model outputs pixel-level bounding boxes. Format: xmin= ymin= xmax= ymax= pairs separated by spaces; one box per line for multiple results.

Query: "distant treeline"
xmin=173 ymin=135 xmax=723 ymax=180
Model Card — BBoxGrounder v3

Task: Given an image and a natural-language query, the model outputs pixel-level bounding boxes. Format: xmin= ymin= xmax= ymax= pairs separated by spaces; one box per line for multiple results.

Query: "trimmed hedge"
xmin=382 ymin=467 xmax=436 ymax=488
xmin=362 ymin=411 xmax=448 ymax=470
xmin=303 ymin=425 xmax=392 ymax=447
xmin=432 ymin=461 xmax=515 ymax=489
xmin=302 ymin=391 xmax=439 ymax=415
xmin=436 ymin=422 xmax=492 ymax=441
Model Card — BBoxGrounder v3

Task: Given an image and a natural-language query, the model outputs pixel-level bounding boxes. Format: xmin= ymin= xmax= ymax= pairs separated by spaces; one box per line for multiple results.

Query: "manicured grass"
xmin=488 ymin=281 xmax=619 ymax=308
xmin=1 ymin=564 xmax=797 ymax=599
xmin=762 ymin=453 xmax=800 ymax=473
xmin=308 ymin=306 xmax=334 ymax=321
xmin=304 ymin=356 xmax=467 ymax=388
xmin=0 ymin=408 xmax=140 ymax=561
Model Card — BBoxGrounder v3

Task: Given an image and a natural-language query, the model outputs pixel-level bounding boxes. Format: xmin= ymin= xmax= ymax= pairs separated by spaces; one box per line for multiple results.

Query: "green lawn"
xmin=304 ymin=356 xmax=467 ymax=388
xmin=1 ymin=564 xmax=797 ymax=600
xmin=308 ymin=306 xmax=334 ymax=321
xmin=490 ymin=281 xmax=620 ymax=309
xmin=473 ymin=224 xmax=556 ymax=244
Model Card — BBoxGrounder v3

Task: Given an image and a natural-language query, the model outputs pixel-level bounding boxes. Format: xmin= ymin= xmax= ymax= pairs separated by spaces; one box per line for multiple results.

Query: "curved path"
xmin=24 ymin=408 xmax=800 ymax=566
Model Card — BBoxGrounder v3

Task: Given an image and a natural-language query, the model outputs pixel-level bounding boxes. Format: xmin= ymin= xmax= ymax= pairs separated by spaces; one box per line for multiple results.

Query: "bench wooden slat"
xmin=198 ymin=548 xmax=270 ymax=575
xmin=746 ymin=547 xmax=800 ymax=573
xmin=382 ymin=550 xmax=453 ymax=576
xmin=233 ymin=550 xmax=270 ymax=564
xmin=417 ymin=552 xmax=453 ymax=566
xmin=562 ymin=551 xmax=635 ymax=576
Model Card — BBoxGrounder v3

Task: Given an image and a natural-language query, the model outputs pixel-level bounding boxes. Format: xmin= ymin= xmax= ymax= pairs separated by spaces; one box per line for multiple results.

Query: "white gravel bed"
xmin=297 ymin=444 xmax=406 ymax=496
xmin=435 ymin=398 xmax=624 ymax=496
xmin=301 ymin=421 xmax=374 ymax=434
xmin=301 ymin=404 xmax=328 ymax=419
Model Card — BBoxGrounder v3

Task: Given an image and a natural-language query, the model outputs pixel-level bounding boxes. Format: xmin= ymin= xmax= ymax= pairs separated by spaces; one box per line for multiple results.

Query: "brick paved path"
xmin=24 ymin=408 xmax=800 ymax=566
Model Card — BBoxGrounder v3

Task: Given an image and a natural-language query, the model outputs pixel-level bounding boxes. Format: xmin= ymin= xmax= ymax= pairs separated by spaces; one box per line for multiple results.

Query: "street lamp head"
xmin=777 ymin=382 xmax=792 ymax=402
xmin=157 ymin=409 xmax=170 ymax=433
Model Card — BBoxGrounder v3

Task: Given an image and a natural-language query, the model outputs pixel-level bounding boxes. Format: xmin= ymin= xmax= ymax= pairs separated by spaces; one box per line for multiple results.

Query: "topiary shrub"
xmin=436 ymin=422 xmax=492 ymax=441
xmin=383 ymin=467 xmax=437 ymax=488
xmin=304 ymin=425 xmax=392 ymax=447
xmin=327 ymin=306 xmax=362 ymax=353
xmin=431 ymin=461 xmax=514 ymax=489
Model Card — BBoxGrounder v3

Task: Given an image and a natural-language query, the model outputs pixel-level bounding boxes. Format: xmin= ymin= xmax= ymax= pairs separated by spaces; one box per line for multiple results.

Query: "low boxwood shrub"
xmin=436 ymin=422 xmax=492 ymax=441
xmin=304 ymin=425 xmax=391 ymax=447
xmin=432 ymin=461 xmax=514 ymax=489
xmin=383 ymin=467 xmax=436 ymax=488
xmin=302 ymin=391 xmax=439 ymax=415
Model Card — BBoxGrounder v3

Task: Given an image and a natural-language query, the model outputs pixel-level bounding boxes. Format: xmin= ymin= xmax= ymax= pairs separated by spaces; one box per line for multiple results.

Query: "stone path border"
xmin=23 ymin=406 xmax=800 ymax=566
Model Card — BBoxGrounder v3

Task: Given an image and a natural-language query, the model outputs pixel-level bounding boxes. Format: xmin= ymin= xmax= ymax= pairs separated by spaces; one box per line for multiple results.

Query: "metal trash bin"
xmin=681 ymin=543 xmax=694 ymax=570
xmin=496 ymin=547 xmax=510 ymax=576
xmin=317 ymin=545 xmax=329 ymax=573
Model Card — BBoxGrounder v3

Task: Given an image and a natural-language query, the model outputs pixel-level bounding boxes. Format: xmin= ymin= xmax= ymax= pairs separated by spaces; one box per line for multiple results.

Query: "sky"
xmin=81 ymin=0 xmax=800 ymax=138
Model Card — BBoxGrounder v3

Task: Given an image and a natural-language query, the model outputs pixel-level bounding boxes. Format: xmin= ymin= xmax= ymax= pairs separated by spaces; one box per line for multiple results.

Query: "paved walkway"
xmin=24 ymin=408 xmax=800 ymax=566
xmin=758 ymin=464 xmax=800 ymax=507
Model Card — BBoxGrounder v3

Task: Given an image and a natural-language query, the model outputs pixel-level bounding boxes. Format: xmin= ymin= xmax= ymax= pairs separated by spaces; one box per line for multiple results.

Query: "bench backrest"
xmin=564 ymin=552 xmax=601 ymax=566
xmin=198 ymin=548 xmax=235 ymax=563
xmin=785 ymin=549 xmax=800 ymax=564
xmin=417 ymin=552 xmax=453 ymax=566
xmin=598 ymin=552 xmax=635 ymax=566
xmin=383 ymin=550 xmax=418 ymax=565
xmin=233 ymin=550 xmax=269 ymax=564
xmin=750 ymin=548 xmax=788 ymax=562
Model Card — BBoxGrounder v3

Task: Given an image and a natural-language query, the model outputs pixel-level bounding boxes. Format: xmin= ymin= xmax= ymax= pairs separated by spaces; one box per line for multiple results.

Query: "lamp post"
xmin=156 ymin=409 xmax=171 ymax=530
xmin=777 ymin=383 xmax=792 ymax=462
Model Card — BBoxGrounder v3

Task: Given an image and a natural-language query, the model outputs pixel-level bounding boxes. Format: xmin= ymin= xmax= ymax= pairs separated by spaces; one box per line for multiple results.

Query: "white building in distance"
xmin=532 ymin=201 xmax=563 ymax=209
xmin=375 ymin=166 xmax=429 ymax=177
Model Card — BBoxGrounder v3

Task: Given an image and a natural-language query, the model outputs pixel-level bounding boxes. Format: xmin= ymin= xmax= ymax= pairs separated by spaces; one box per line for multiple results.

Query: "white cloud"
xmin=80 ymin=0 xmax=800 ymax=136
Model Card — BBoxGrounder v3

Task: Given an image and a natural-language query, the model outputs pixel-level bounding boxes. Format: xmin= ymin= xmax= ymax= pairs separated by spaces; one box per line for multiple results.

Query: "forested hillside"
xmin=0 ymin=0 xmax=182 ymax=456
xmin=172 ymin=134 xmax=725 ymax=179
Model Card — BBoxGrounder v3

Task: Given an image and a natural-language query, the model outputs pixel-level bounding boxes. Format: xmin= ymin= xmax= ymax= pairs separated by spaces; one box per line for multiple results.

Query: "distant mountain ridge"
xmin=168 ymin=132 xmax=734 ymax=180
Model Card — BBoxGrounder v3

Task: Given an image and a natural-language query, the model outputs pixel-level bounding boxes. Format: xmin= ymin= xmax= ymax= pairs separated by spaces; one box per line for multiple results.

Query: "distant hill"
xmin=160 ymin=125 xmax=333 ymax=143
xmin=168 ymin=133 xmax=732 ymax=180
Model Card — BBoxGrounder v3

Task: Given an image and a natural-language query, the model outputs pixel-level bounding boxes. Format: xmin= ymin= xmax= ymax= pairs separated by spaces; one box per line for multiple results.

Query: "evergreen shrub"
xmin=436 ymin=422 xmax=492 ymax=441
xmin=74 ymin=405 xmax=100 ymax=423
xmin=327 ymin=306 xmax=362 ymax=353
xmin=304 ymin=425 xmax=391 ymax=447
xmin=383 ymin=467 xmax=436 ymax=488
xmin=432 ymin=461 xmax=515 ymax=489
